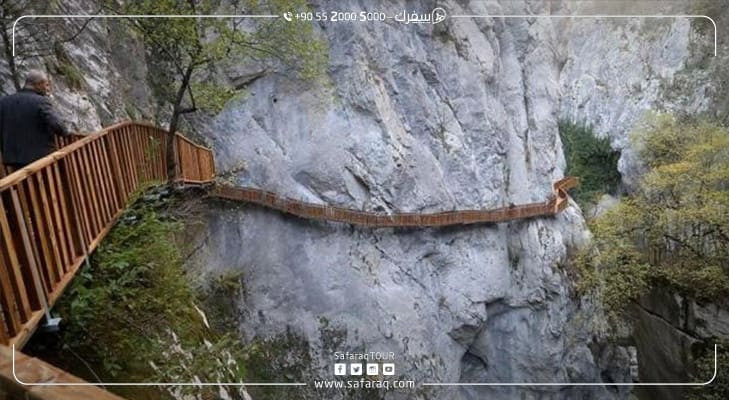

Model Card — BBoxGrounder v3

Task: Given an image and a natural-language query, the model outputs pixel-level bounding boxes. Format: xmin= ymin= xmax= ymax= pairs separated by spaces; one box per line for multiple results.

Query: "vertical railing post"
xmin=105 ymin=131 xmax=127 ymax=207
xmin=9 ymin=188 xmax=53 ymax=326
xmin=62 ymin=148 xmax=95 ymax=296
xmin=174 ymin=134 xmax=182 ymax=181
xmin=0 ymin=198 xmax=28 ymax=341
xmin=0 ymin=151 xmax=6 ymax=179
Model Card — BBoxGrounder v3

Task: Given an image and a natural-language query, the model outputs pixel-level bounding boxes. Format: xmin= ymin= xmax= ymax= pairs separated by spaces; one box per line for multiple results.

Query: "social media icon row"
xmin=334 ymin=363 xmax=395 ymax=376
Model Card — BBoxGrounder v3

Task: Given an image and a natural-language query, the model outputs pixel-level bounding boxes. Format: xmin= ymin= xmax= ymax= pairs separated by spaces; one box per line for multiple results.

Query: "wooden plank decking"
xmin=0 ymin=345 xmax=125 ymax=400
xmin=212 ymin=177 xmax=577 ymax=227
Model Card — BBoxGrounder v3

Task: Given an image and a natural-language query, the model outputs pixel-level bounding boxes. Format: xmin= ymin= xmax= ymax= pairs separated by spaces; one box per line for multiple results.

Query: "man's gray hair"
xmin=24 ymin=69 xmax=48 ymax=87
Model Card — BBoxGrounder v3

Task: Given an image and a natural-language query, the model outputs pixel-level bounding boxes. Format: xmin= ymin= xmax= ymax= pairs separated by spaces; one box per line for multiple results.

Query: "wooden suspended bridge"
xmin=212 ymin=177 xmax=577 ymax=227
xmin=0 ymin=121 xmax=575 ymax=398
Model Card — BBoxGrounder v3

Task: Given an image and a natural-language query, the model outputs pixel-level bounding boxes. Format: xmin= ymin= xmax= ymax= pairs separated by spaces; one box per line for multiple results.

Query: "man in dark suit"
xmin=0 ymin=69 xmax=69 ymax=177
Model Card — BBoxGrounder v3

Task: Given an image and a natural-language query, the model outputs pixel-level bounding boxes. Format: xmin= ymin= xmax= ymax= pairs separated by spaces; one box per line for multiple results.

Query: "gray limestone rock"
xmin=2 ymin=1 xmax=724 ymax=399
xmin=186 ymin=1 xmax=687 ymax=399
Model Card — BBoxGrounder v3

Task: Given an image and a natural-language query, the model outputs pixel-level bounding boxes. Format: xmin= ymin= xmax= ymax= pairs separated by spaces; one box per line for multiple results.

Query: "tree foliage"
xmin=576 ymin=115 xmax=729 ymax=321
xmin=115 ymin=0 xmax=328 ymax=178
xmin=559 ymin=121 xmax=622 ymax=204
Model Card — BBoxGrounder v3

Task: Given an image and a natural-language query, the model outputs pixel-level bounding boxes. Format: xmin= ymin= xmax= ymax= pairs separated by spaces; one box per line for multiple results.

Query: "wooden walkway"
xmin=0 ymin=121 xmax=213 ymax=349
xmin=0 ymin=120 xmax=575 ymax=397
xmin=212 ymin=177 xmax=577 ymax=227
xmin=0 ymin=344 xmax=125 ymax=400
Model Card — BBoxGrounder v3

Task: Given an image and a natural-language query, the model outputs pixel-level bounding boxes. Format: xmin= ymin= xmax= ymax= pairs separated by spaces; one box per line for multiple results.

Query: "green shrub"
xmin=571 ymin=117 xmax=729 ymax=400
xmin=56 ymin=60 xmax=84 ymax=90
xmin=575 ymin=115 xmax=729 ymax=320
xmin=52 ymin=43 xmax=84 ymax=90
xmin=559 ymin=121 xmax=622 ymax=204
xmin=42 ymin=190 xmax=249 ymax=399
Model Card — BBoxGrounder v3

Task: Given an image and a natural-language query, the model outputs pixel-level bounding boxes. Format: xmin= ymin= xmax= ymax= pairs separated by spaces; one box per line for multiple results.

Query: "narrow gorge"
xmin=1 ymin=1 xmax=727 ymax=399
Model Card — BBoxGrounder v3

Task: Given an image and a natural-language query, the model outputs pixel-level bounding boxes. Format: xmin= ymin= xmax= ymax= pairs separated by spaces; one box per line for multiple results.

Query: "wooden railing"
xmin=54 ymin=134 xmax=84 ymax=149
xmin=0 ymin=121 xmax=214 ymax=348
xmin=212 ymin=177 xmax=578 ymax=227
xmin=174 ymin=132 xmax=216 ymax=184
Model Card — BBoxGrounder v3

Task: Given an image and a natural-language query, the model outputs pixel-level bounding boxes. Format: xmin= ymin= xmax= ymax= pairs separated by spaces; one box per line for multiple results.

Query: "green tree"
xmin=116 ymin=0 xmax=327 ymax=179
xmin=576 ymin=115 xmax=729 ymax=319
xmin=559 ymin=121 xmax=621 ymax=204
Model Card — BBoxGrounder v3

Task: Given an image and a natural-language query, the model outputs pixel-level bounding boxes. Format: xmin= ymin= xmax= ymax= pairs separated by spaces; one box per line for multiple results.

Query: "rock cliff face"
xmin=2 ymin=0 xmax=725 ymax=399
xmin=630 ymin=290 xmax=728 ymax=400
xmin=187 ymin=1 xmax=720 ymax=399
xmin=558 ymin=0 xmax=719 ymax=189
xmin=187 ymin=1 xmax=725 ymax=399
xmin=0 ymin=0 xmax=158 ymax=132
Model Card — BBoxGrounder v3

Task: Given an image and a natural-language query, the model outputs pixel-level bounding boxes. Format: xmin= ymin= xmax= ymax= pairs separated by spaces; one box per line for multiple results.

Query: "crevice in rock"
xmin=634 ymin=301 xmax=702 ymax=341
xmin=231 ymin=69 xmax=268 ymax=90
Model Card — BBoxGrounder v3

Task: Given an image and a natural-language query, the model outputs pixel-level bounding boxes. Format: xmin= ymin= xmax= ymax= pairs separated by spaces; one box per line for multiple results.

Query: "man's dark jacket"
xmin=0 ymin=88 xmax=69 ymax=166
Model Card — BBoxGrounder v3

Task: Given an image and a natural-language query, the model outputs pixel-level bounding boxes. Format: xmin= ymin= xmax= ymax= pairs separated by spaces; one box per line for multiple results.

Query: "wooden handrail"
xmin=0 ymin=121 xmax=214 ymax=349
xmin=211 ymin=177 xmax=576 ymax=227
xmin=174 ymin=131 xmax=213 ymax=152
